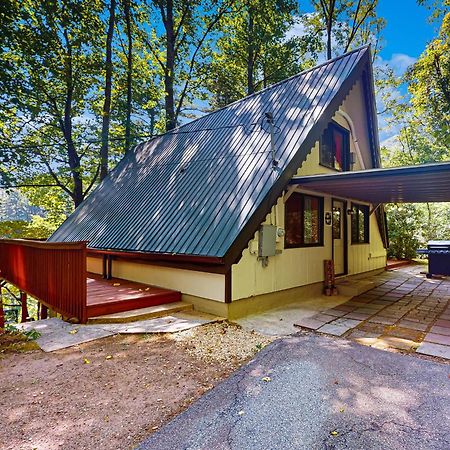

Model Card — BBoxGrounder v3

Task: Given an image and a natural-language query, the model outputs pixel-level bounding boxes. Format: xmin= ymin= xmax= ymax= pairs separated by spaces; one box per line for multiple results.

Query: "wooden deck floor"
xmin=86 ymin=274 xmax=181 ymax=317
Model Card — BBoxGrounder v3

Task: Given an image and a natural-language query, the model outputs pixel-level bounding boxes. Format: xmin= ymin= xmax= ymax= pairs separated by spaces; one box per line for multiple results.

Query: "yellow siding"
xmin=86 ymin=258 xmax=225 ymax=302
xmin=87 ymin=256 xmax=103 ymax=274
xmin=232 ymin=79 xmax=386 ymax=301
xmin=347 ymin=212 xmax=387 ymax=274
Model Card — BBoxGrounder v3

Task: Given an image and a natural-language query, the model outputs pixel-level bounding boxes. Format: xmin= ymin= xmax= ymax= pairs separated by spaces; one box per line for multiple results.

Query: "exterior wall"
xmin=347 ymin=213 xmax=387 ymax=275
xmin=87 ymin=256 xmax=103 ymax=274
xmin=86 ymin=256 xmax=225 ymax=302
xmin=232 ymin=79 xmax=386 ymax=302
xmin=232 ymin=195 xmax=332 ymax=300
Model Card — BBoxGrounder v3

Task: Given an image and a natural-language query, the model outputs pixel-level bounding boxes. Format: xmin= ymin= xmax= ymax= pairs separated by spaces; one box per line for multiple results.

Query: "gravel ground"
xmin=1 ymin=322 xmax=270 ymax=450
xmin=173 ymin=321 xmax=274 ymax=364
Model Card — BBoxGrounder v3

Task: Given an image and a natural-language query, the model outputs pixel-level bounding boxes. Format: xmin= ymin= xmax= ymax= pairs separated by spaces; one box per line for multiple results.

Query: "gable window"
xmin=351 ymin=203 xmax=369 ymax=244
xmin=285 ymin=193 xmax=324 ymax=248
xmin=320 ymin=122 xmax=350 ymax=171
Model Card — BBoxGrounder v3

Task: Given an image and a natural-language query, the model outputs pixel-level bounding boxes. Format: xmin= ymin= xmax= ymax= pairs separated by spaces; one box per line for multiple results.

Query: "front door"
xmin=332 ymin=200 xmax=346 ymax=276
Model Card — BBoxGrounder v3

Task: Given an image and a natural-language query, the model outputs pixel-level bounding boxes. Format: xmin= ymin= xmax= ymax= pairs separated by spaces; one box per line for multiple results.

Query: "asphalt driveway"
xmin=138 ymin=333 xmax=449 ymax=450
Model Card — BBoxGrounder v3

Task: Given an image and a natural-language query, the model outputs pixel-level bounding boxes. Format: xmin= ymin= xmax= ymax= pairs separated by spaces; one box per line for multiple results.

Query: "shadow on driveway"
xmin=137 ymin=332 xmax=449 ymax=450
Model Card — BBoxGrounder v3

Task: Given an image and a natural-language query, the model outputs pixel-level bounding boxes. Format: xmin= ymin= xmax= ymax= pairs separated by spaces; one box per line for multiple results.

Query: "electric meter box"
xmin=258 ymin=224 xmax=277 ymax=257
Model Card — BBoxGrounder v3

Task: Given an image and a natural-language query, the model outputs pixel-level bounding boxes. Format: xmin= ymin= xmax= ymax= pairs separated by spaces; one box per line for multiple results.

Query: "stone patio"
xmin=295 ymin=264 xmax=450 ymax=360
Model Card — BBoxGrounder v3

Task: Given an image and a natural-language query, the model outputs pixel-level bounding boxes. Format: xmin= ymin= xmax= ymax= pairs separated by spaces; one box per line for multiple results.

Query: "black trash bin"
xmin=417 ymin=240 xmax=450 ymax=277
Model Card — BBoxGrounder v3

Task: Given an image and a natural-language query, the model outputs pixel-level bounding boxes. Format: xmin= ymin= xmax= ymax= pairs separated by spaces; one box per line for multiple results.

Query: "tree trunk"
xmin=67 ymin=140 xmax=84 ymax=207
xmin=0 ymin=286 xmax=4 ymax=330
xmin=124 ymin=0 xmax=133 ymax=153
xmin=100 ymin=0 xmax=116 ymax=180
xmin=62 ymin=29 xmax=84 ymax=207
xmin=326 ymin=2 xmax=334 ymax=60
xmin=247 ymin=7 xmax=255 ymax=95
xmin=164 ymin=0 xmax=176 ymax=130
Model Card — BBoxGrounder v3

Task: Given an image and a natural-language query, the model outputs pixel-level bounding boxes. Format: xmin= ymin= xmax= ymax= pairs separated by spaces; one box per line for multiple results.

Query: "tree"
xmin=303 ymin=0 xmax=384 ymax=60
xmin=100 ymin=0 xmax=117 ymax=181
xmin=0 ymin=0 xmax=162 ymax=210
xmin=404 ymin=11 xmax=450 ymax=152
xmin=206 ymin=0 xmax=315 ymax=108
xmin=142 ymin=0 xmax=236 ymax=130
xmin=0 ymin=0 xmax=105 ymax=207
xmin=123 ymin=0 xmax=134 ymax=153
xmin=380 ymin=11 xmax=450 ymax=258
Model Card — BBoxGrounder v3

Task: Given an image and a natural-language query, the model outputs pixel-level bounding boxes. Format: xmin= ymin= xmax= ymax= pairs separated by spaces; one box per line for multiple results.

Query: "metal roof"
xmin=50 ymin=46 xmax=371 ymax=259
xmin=290 ymin=162 xmax=450 ymax=203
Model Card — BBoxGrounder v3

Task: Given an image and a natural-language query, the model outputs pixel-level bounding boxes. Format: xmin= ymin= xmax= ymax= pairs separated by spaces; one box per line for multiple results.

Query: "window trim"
xmin=351 ymin=202 xmax=370 ymax=244
xmin=319 ymin=121 xmax=350 ymax=172
xmin=284 ymin=193 xmax=324 ymax=249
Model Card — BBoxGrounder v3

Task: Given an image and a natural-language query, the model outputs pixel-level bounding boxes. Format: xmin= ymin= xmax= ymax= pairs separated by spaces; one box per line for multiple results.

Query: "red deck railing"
xmin=0 ymin=239 xmax=88 ymax=323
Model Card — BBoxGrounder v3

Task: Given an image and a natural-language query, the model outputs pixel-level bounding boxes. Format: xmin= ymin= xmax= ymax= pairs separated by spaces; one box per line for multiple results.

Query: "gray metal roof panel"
xmin=49 ymin=47 xmax=370 ymax=257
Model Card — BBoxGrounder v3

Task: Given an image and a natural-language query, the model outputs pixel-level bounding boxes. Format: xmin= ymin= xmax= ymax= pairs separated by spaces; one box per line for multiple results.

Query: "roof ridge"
xmin=143 ymin=45 xmax=370 ymax=143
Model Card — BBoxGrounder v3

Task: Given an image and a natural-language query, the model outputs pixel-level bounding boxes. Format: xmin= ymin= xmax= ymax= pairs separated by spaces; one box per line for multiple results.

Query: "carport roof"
xmin=290 ymin=161 xmax=450 ymax=204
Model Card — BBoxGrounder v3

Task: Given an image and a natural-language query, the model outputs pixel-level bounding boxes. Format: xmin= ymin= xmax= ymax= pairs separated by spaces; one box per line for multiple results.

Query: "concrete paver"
xmin=316 ymin=323 xmax=351 ymax=336
xmin=16 ymin=311 xmax=219 ymax=352
xmin=301 ymin=265 xmax=450 ymax=360
xmin=417 ymin=342 xmax=450 ymax=359
xmin=424 ymin=333 xmax=450 ymax=346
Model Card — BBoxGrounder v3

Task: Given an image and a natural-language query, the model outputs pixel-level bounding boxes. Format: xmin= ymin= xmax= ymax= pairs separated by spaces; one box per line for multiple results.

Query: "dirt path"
xmin=1 ymin=322 xmax=272 ymax=450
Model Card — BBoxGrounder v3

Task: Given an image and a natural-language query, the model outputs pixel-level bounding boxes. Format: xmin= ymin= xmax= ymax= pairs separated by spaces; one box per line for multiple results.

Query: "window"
xmin=320 ymin=122 xmax=350 ymax=171
xmin=285 ymin=193 xmax=324 ymax=247
xmin=351 ymin=203 xmax=369 ymax=244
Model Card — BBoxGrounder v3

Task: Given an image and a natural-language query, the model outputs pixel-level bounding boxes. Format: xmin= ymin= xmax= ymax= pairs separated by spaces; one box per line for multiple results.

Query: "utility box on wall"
xmin=258 ymin=224 xmax=277 ymax=257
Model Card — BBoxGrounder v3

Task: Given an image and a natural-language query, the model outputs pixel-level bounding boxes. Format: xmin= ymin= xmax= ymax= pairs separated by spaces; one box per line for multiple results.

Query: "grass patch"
xmin=0 ymin=328 xmax=41 ymax=355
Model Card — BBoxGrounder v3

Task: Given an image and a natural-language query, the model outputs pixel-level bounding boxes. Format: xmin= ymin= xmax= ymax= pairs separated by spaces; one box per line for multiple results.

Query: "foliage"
xmin=404 ymin=12 xmax=450 ymax=153
xmin=0 ymin=220 xmax=30 ymax=239
xmin=0 ymin=0 xmax=389 ymax=231
xmin=385 ymin=204 xmax=423 ymax=259
xmin=380 ymin=9 xmax=450 ymax=259
xmin=205 ymin=0 xmax=317 ymax=108
xmin=4 ymin=324 xmax=41 ymax=340
xmin=0 ymin=0 xmax=106 ymax=207
xmin=0 ymin=0 xmax=162 ymax=209
xmin=302 ymin=0 xmax=385 ymax=60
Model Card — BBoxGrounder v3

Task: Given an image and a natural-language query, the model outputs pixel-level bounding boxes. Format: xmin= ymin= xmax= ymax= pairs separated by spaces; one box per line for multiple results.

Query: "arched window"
xmin=320 ymin=122 xmax=350 ymax=171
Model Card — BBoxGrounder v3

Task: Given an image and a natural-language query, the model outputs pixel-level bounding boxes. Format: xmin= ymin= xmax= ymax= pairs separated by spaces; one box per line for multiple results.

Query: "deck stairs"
xmin=87 ymin=301 xmax=193 ymax=324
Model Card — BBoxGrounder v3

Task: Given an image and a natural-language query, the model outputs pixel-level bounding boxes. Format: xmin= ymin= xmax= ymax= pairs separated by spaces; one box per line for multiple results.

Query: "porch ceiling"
xmin=290 ymin=161 xmax=450 ymax=204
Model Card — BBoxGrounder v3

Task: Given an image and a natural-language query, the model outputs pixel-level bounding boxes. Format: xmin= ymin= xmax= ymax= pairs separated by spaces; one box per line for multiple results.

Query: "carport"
xmin=289 ymin=161 xmax=450 ymax=204
xmin=290 ymin=161 xmax=450 ymax=359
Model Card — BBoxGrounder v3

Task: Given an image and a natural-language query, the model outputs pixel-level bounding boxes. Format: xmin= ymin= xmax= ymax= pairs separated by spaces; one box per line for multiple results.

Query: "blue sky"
xmin=375 ymin=0 xmax=439 ymax=140
xmin=377 ymin=0 xmax=437 ymax=62
xmin=292 ymin=1 xmax=440 ymax=141
xmin=298 ymin=0 xmax=437 ymax=70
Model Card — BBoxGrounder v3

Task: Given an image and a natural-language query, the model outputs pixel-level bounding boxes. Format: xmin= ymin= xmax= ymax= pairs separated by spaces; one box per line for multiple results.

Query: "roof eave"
xmin=86 ymin=247 xmax=226 ymax=266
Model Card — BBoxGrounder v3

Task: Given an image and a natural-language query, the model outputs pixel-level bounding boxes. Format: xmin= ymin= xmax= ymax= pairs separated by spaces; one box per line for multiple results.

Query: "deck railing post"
xmin=0 ymin=286 xmax=4 ymax=329
xmin=20 ymin=291 xmax=28 ymax=323
xmin=41 ymin=304 xmax=48 ymax=320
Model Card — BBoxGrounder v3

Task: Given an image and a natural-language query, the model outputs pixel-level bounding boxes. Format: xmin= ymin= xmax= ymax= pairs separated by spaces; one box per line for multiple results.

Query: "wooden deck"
xmin=86 ymin=274 xmax=181 ymax=318
xmin=386 ymin=259 xmax=412 ymax=270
